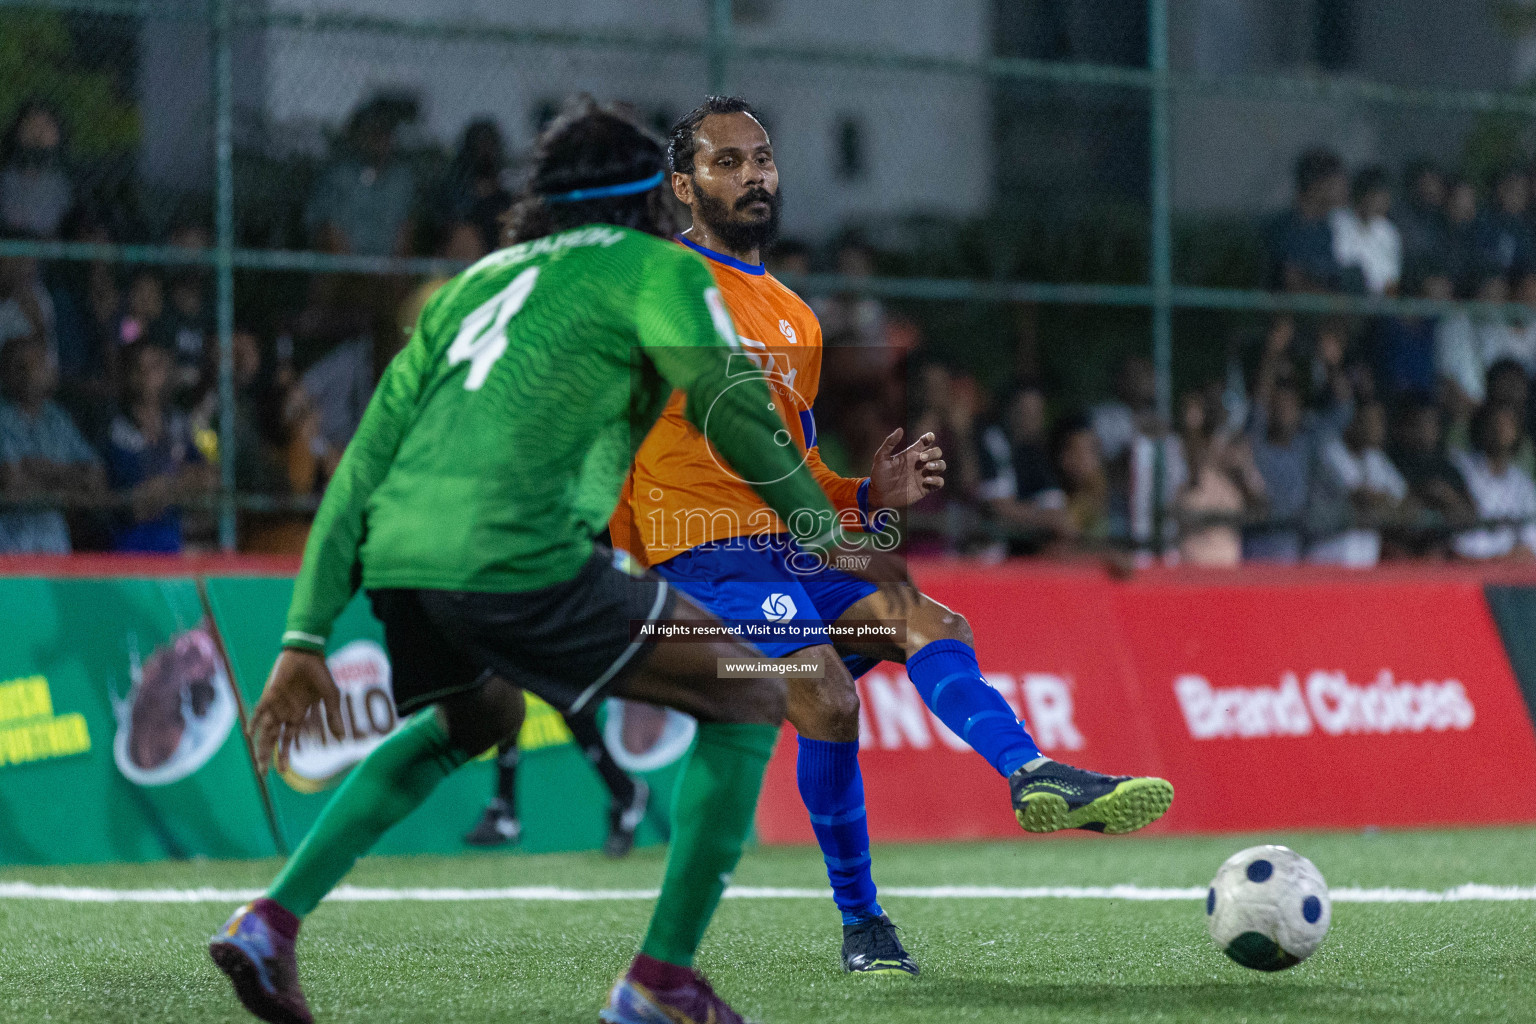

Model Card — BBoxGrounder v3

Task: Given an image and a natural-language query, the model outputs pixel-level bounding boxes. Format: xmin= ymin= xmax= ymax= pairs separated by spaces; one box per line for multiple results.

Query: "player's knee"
xmin=825 ymin=681 xmax=861 ymax=738
xmin=788 ymin=674 xmax=860 ymax=741
xmin=742 ymin=676 xmax=788 ymax=725
xmin=907 ymin=605 xmax=974 ymax=654
xmin=441 ymin=676 xmax=525 ymax=757
xmin=945 ymin=611 xmax=976 ymax=647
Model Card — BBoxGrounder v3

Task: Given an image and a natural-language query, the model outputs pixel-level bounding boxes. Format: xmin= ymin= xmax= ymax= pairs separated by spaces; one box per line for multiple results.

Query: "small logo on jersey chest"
xmin=779 ymin=319 xmax=797 ymax=343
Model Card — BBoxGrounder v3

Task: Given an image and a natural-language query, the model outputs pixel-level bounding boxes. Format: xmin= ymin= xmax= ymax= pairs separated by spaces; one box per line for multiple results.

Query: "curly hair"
xmin=504 ymin=96 xmax=676 ymax=245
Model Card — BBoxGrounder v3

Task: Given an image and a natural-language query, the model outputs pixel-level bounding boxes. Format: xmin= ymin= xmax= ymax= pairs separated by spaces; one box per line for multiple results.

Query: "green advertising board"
xmin=203 ymin=577 xmax=683 ymax=858
xmin=0 ymin=572 xmax=693 ymax=865
xmin=0 ymin=577 xmax=275 ymax=864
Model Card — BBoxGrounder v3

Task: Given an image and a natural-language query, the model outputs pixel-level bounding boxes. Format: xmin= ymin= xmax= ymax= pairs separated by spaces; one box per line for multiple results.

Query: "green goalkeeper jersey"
xmin=282 ymin=224 xmax=839 ymax=652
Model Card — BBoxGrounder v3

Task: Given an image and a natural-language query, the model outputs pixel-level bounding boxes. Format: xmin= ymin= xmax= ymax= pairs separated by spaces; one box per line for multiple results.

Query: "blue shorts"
xmin=653 ymin=535 xmax=883 ymax=679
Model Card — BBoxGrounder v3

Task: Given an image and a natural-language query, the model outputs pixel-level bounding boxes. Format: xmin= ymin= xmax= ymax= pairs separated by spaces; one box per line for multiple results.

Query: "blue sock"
xmin=906 ymin=639 xmax=1043 ymax=778
xmin=796 ymin=737 xmax=883 ymax=925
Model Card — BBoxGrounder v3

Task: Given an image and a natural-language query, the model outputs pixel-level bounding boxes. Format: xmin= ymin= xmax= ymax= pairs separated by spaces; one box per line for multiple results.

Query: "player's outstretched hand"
xmin=868 ymin=428 xmax=945 ymax=510
xmin=250 ymin=648 xmax=345 ymax=775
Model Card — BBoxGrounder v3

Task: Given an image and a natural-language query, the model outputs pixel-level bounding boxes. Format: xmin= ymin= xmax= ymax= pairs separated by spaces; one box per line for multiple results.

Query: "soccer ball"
xmin=1206 ymin=845 xmax=1331 ymax=971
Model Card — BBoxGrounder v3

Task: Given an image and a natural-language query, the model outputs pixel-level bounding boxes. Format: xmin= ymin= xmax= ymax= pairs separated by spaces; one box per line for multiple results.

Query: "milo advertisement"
xmin=0 ymin=577 xmax=275 ymax=864
xmin=276 ymin=638 xmax=398 ymax=795
xmin=203 ymin=577 xmax=685 ymax=857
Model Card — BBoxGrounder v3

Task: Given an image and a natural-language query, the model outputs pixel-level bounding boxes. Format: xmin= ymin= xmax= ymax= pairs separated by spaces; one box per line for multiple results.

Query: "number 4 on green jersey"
xmin=448 ymin=266 xmax=540 ymax=391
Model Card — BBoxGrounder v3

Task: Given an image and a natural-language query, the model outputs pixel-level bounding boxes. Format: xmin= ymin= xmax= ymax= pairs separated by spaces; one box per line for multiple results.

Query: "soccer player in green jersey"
xmin=208 ymin=99 xmax=894 ymax=1024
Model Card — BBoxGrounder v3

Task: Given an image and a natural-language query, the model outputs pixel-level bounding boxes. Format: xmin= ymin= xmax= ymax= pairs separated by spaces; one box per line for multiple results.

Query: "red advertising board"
xmin=755 ymin=564 xmax=1536 ymax=842
xmin=1116 ymin=576 xmax=1536 ymax=831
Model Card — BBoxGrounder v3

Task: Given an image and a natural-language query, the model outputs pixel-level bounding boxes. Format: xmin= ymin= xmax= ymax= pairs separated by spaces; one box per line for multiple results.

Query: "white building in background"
xmin=137 ymin=0 xmax=1536 ymax=235
xmin=1169 ymin=0 xmax=1530 ymax=214
xmin=141 ymin=0 xmax=993 ymax=242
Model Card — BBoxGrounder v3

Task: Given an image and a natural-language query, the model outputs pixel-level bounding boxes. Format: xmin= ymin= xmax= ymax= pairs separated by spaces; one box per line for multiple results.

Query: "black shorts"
xmin=367 ymin=548 xmax=676 ymax=716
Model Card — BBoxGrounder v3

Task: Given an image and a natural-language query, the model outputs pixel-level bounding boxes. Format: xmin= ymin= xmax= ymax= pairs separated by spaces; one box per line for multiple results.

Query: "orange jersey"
xmin=609 ymin=239 xmax=866 ymax=565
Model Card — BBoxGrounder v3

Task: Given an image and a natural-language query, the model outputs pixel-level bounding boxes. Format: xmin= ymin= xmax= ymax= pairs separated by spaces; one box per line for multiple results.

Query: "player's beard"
xmin=692 ymin=181 xmax=782 ymax=255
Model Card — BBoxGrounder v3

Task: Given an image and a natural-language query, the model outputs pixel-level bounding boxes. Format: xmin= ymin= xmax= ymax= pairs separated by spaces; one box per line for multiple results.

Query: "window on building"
xmin=835 ymin=116 xmax=865 ymax=180
xmin=732 ymin=0 xmax=774 ymax=26
xmin=1312 ymin=0 xmax=1357 ymax=71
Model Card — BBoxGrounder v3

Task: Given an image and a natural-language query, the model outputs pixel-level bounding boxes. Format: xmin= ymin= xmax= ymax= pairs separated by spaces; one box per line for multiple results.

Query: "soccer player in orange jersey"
xmin=611 ymin=98 xmax=1174 ymax=981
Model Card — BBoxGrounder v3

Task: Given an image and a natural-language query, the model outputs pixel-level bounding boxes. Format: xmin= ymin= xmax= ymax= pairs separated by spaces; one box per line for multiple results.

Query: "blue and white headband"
xmin=542 ymin=171 xmax=665 ymax=204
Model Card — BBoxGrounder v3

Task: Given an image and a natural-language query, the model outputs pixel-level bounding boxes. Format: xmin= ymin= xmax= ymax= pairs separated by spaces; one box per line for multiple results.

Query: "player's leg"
xmin=599 ymin=594 xmax=786 ymax=1016
xmin=836 ymin=584 xmax=1173 ymax=835
xmin=464 ymin=743 xmax=522 ymax=846
xmin=839 ymin=585 xmax=1044 ymax=777
xmin=782 ymin=647 xmax=882 ymax=923
xmin=559 ymin=707 xmax=647 ymax=858
xmin=777 ymin=644 xmax=915 ymax=977
xmin=542 ymin=595 xmax=783 ymax=1024
xmin=263 ymin=590 xmax=524 ymax=919
xmin=212 ymin=691 xmax=522 ymax=1024
xmin=407 ymin=554 xmax=782 ymax=1024
xmin=210 ymin=590 xmax=524 ymax=1024
xmin=653 ymin=538 xmax=914 ymax=977
xmin=779 ymin=555 xmax=920 ymax=976
xmin=265 ymin=674 xmax=525 ymax=917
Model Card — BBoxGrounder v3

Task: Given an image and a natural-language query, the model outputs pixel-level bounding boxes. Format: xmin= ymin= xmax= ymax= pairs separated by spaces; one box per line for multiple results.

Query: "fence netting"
xmin=6 ymin=0 xmax=1536 ymax=570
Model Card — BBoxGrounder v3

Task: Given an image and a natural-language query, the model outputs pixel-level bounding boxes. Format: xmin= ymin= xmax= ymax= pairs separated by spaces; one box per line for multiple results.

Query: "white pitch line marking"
xmin=2 ymin=881 xmax=1535 ymax=905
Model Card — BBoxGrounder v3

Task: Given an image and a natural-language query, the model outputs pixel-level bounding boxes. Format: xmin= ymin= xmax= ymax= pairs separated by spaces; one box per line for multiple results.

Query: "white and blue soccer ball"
xmin=1206 ymin=845 xmax=1331 ymax=971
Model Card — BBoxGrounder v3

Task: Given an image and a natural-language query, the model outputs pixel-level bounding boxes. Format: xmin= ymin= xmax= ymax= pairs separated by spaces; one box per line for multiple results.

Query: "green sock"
xmin=268 ymin=709 xmax=467 ymax=917
xmin=640 ymin=722 xmax=779 ymax=967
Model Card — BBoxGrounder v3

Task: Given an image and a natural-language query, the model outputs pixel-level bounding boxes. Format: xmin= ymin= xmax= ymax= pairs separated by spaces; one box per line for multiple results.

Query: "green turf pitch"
xmin=3 ymin=827 xmax=1535 ymax=1023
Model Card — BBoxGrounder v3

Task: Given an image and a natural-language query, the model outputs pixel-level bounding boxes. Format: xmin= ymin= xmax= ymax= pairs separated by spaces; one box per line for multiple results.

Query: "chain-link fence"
xmin=6 ymin=0 xmax=1536 ymax=563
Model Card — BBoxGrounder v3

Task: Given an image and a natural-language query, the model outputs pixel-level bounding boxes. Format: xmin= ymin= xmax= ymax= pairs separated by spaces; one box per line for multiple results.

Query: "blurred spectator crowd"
xmin=0 ymin=97 xmax=501 ymax=555
xmin=4 ymin=92 xmax=1536 ymax=568
xmin=827 ymin=146 xmax=1536 ymax=568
